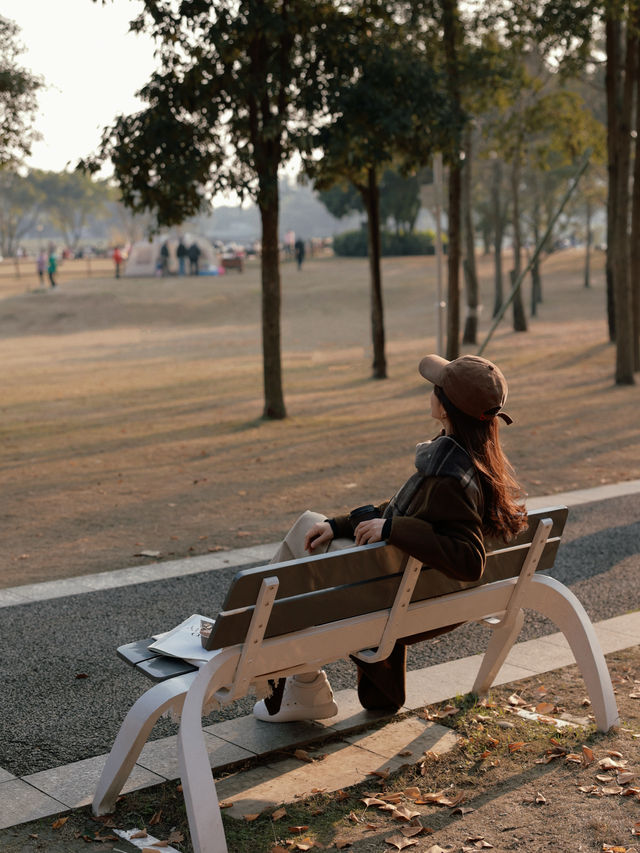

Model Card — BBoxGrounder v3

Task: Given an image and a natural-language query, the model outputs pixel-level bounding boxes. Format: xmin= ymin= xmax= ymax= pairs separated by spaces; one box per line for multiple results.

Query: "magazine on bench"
xmin=148 ymin=614 xmax=219 ymax=663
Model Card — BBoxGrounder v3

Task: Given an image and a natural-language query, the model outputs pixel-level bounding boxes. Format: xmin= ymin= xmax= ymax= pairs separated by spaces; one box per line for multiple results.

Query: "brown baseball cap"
xmin=418 ymin=354 xmax=513 ymax=424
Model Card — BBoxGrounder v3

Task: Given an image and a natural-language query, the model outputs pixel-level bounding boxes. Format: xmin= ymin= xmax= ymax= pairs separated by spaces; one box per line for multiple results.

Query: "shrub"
xmin=332 ymin=228 xmax=445 ymax=257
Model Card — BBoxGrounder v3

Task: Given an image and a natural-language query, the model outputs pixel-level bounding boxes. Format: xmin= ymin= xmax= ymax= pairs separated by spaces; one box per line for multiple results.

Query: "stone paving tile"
xmin=205 ymin=712 xmax=326 ymax=758
xmin=220 ymin=720 xmax=461 ymax=819
xmin=317 ymin=688 xmax=398 ymax=732
xmin=503 ymin=637 xmax=575 ymax=671
xmin=0 ymin=779 xmax=67 ymax=829
xmin=137 ymin=732 xmax=254 ymax=780
xmin=0 ymin=767 xmax=16 ymax=783
xmin=218 ymin=739 xmax=394 ymax=819
xmin=344 ymin=718 xmax=459 ymax=763
xmin=23 ymin=755 xmax=165 ymax=809
xmin=597 ymin=612 xmax=640 ymax=641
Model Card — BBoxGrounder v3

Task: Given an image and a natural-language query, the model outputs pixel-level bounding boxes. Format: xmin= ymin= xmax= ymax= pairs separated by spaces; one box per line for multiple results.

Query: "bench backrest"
xmin=204 ymin=505 xmax=568 ymax=650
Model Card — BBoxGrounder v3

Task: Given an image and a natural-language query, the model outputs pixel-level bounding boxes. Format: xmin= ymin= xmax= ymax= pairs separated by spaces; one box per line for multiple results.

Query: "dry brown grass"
xmin=0 ymin=248 xmax=637 ymax=588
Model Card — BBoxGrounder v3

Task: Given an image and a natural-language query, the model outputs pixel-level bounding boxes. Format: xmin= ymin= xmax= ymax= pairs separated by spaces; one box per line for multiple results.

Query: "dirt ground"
xmin=0 ymin=248 xmax=638 ymax=589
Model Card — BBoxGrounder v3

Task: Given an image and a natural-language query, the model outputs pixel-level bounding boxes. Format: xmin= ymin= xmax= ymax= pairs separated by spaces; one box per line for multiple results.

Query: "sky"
xmin=4 ymin=0 xmax=156 ymax=173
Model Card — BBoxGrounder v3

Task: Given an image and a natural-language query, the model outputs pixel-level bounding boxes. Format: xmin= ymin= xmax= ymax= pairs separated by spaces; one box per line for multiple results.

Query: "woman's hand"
xmin=304 ymin=521 xmax=334 ymax=552
xmin=354 ymin=517 xmax=386 ymax=546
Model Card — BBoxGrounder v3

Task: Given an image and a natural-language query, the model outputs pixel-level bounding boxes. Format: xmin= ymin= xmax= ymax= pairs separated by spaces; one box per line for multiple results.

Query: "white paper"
xmin=114 ymin=827 xmax=181 ymax=852
xmin=148 ymin=613 xmax=219 ymax=661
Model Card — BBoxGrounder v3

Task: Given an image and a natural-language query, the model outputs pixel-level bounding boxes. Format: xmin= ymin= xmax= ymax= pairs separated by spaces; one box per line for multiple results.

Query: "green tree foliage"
xmin=308 ymin=25 xmax=462 ymax=377
xmin=88 ymin=0 xmax=353 ymax=419
xmin=0 ymin=16 xmax=41 ymax=167
xmin=38 ymin=170 xmax=111 ymax=251
xmin=319 ymin=168 xmax=421 ymax=234
xmin=0 ymin=170 xmax=45 ymax=256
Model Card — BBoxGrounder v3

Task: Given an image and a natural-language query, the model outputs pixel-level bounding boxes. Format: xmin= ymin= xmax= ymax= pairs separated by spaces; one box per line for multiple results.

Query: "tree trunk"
xmin=259 ymin=174 xmax=287 ymax=419
xmin=632 ymin=39 xmax=640 ymax=369
xmin=462 ymin=125 xmax=478 ymax=344
xmin=492 ymin=158 xmax=504 ymax=318
xmin=530 ymin=180 xmax=542 ymax=315
xmin=442 ymin=0 xmax=462 ymax=361
xmin=584 ymin=196 xmax=592 ymax=289
xmin=510 ymin=155 xmax=528 ymax=332
xmin=612 ymin=13 xmax=636 ymax=384
xmin=364 ymin=167 xmax=387 ymax=379
xmin=605 ymin=15 xmax=620 ymax=343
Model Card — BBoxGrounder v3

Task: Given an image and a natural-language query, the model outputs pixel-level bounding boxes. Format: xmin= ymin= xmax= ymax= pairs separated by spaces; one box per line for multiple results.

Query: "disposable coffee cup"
xmin=349 ymin=504 xmax=379 ymax=532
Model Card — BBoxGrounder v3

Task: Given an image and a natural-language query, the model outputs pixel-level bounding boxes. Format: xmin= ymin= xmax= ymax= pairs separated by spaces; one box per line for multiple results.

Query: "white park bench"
xmin=93 ymin=504 xmax=619 ymax=853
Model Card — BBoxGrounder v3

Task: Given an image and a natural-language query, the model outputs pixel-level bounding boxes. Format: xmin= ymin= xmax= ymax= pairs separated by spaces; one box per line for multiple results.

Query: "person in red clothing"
xmin=253 ymin=354 xmax=527 ymax=723
xmin=113 ymin=246 xmax=123 ymax=279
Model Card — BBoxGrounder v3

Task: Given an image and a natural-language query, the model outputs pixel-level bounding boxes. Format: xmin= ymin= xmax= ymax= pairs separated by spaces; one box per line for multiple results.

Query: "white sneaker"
xmin=253 ymin=672 xmax=338 ymax=723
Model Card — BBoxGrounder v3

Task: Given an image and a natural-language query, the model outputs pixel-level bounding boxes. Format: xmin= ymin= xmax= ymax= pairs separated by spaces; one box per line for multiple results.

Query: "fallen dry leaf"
xmin=507 ymin=693 xmax=527 ymax=706
xmin=508 ymin=741 xmax=525 ymax=753
xmin=599 ymin=757 xmax=628 ymax=770
xmin=52 ymin=817 xmax=69 ymax=830
xmin=271 ymin=807 xmax=287 ymax=821
xmin=393 ymin=805 xmax=422 ymax=821
xmin=453 ymin=806 xmax=475 ymax=815
xmin=403 ymin=787 xmax=422 ymax=800
xmin=601 ymin=785 xmax=624 ymax=795
xmin=294 ymin=749 xmax=314 ymax=763
xmin=150 ymin=841 xmax=168 ymax=848
xmin=398 ymin=750 xmax=413 ymax=757
xmin=369 ymin=768 xmax=390 ymax=780
xmin=384 ymin=834 xmax=419 ymax=849
xmin=335 ymin=840 xmax=352 ymax=849
xmin=535 ymin=792 xmax=547 ymax=804
xmin=219 ymin=801 xmax=233 ymax=809
xmin=131 ymin=829 xmax=148 ymax=838
xmin=148 ymin=810 xmax=162 ymax=826
xmin=582 ymin=745 xmax=595 ymax=764
xmin=400 ymin=826 xmax=424 ymax=837
xmin=565 ymin=753 xmax=583 ymax=763
xmin=288 ymin=825 xmax=310 ymax=833
xmin=244 ymin=814 xmax=260 ymax=822
xmin=362 ymin=797 xmax=387 ymax=807
xmin=167 ymin=831 xmax=184 ymax=844
xmin=617 ymin=771 xmax=636 ymax=785
xmin=535 ymin=702 xmax=556 ymax=714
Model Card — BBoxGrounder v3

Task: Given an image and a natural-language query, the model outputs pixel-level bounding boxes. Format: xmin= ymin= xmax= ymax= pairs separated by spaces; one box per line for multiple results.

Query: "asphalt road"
xmin=1 ymin=493 xmax=638 ymax=777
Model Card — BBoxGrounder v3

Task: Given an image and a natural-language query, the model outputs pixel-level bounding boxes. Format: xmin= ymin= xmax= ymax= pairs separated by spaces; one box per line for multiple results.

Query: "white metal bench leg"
xmin=472 ymin=607 xmax=525 ymax=695
xmin=525 ymin=575 xmax=619 ymax=731
xmin=93 ymin=673 xmax=195 ymax=816
xmin=178 ymin=660 xmax=235 ymax=853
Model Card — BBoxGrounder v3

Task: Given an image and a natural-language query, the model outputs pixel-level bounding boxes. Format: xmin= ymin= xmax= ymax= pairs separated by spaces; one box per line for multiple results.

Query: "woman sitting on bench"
xmin=254 ymin=353 xmax=527 ymax=723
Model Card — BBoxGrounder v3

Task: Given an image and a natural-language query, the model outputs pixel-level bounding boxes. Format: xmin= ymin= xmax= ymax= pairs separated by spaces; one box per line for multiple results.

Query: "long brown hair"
xmin=435 ymin=386 xmax=527 ymax=541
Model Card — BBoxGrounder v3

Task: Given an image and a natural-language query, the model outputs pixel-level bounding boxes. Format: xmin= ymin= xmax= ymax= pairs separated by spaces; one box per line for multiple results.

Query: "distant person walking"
xmin=47 ymin=250 xmax=57 ymax=289
xmin=113 ymin=246 xmax=123 ymax=279
xmin=36 ymin=249 xmax=46 ymax=286
xmin=295 ymin=238 xmax=306 ymax=270
xmin=177 ymin=238 xmax=188 ymax=276
xmin=188 ymin=241 xmax=201 ymax=275
xmin=159 ymin=241 xmax=170 ymax=277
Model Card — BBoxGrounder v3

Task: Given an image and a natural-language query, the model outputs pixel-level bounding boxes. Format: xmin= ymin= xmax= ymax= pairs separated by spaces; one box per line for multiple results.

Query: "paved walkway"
xmin=1 ymin=480 xmax=639 ymax=839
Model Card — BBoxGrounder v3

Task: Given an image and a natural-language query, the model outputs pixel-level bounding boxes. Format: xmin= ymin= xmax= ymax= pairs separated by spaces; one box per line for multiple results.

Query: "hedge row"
xmin=332 ymin=229 xmax=446 ymax=257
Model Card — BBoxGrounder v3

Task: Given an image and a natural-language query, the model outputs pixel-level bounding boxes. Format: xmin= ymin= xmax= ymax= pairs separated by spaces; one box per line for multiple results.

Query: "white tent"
xmin=124 ymin=234 xmax=219 ymax=277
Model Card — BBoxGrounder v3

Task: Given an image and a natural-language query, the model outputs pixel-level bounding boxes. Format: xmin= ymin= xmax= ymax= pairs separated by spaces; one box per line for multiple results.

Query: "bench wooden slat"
xmin=206 ymin=507 xmax=568 ymax=650
xmin=219 ymin=506 xmax=568 ymax=611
